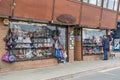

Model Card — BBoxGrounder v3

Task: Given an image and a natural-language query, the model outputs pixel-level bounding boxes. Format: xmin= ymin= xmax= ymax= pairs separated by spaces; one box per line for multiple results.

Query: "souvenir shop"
xmin=74 ymin=27 xmax=107 ymax=61
xmin=2 ymin=21 xmax=68 ymax=63
xmin=82 ymin=28 xmax=106 ymax=55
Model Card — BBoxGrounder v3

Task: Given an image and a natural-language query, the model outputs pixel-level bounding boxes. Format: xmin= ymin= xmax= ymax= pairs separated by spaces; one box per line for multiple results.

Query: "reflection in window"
xmin=97 ymin=0 xmax=102 ymax=6
xmin=103 ymin=0 xmax=108 ymax=8
xmin=114 ymin=0 xmax=118 ymax=11
xmin=9 ymin=22 xmax=67 ymax=61
xmin=89 ymin=0 xmax=97 ymax=5
xmin=108 ymin=0 xmax=114 ymax=10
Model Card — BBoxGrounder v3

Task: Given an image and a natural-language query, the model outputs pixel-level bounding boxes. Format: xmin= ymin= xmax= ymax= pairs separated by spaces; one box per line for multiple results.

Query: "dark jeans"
xmin=103 ymin=50 xmax=108 ymax=60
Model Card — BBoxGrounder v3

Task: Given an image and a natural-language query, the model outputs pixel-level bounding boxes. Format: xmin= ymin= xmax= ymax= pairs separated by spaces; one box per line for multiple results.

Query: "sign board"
xmin=57 ymin=14 xmax=76 ymax=24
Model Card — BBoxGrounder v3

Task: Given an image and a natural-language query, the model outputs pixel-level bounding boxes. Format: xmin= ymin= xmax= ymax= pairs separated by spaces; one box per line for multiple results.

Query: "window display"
xmin=82 ymin=28 xmax=106 ymax=55
xmin=3 ymin=22 xmax=67 ymax=62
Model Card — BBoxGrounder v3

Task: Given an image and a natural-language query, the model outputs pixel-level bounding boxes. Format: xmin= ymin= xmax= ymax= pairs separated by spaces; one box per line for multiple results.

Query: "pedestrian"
xmin=102 ymin=35 xmax=109 ymax=60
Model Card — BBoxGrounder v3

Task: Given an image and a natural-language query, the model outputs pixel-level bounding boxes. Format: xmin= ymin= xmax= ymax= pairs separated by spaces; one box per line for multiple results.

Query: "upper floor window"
xmin=83 ymin=0 xmax=89 ymax=3
xmin=103 ymin=0 xmax=108 ymax=8
xmin=89 ymin=0 xmax=97 ymax=5
xmin=108 ymin=0 xmax=115 ymax=10
xmin=71 ymin=0 xmax=119 ymax=11
xmin=114 ymin=0 xmax=118 ymax=11
xmin=97 ymin=0 xmax=102 ymax=6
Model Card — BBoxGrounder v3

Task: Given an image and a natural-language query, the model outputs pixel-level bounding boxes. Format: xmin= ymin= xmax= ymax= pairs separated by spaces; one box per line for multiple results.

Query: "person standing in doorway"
xmin=102 ymin=35 xmax=109 ymax=60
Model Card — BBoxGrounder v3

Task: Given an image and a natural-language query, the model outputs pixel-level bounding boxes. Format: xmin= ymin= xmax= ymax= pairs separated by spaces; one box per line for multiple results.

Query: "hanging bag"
xmin=8 ymin=50 xmax=16 ymax=63
xmin=55 ymin=49 xmax=62 ymax=58
xmin=2 ymin=52 xmax=9 ymax=62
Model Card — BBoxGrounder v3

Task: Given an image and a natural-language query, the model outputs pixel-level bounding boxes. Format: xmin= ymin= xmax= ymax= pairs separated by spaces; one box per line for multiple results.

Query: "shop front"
xmin=0 ymin=20 xmax=75 ymax=72
xmin=82 ymin=28 xmax=106 ymax=60
xmin=8 ymin=22 xmax=67 ymax=62
xmin=74 ymin=27 xmax=107 ymax=61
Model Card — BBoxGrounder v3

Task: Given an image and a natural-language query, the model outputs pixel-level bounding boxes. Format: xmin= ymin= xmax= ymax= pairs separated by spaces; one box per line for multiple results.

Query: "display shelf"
xmin=14 ymin=47 xmax=52 ymax=49
xmin=83 ymin=45 xmax=102 ymax=47
xmin=31 ymin=36 xmax=51 ymax=38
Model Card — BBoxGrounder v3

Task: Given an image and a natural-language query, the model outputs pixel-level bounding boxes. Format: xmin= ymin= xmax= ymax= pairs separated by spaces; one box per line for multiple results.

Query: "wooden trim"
xmin=67 ymin=0 xmax=82 ymax=3
xmin=99 ymin=0 xmax=104 ymax=27
xmin=11 ymin=0 xmax=15 ymax=17
xmin=96 ymin=0 xmax=98 ymax=6
xmin=79 ymin=0 xmax=83 ymax=24
xmin=51 ymin=0 xmax=55 ymax=21
xmin=81 ymin=27 xmax=83 ymax=60
xmin=106 ymin=0 xmax=109 ymax=8
xmin=113 ymin=0 xmax=116 ymax=10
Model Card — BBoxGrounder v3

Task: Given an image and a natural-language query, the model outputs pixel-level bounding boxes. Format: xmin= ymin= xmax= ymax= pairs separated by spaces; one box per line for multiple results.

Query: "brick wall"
xmin=68 ymin=27 xmax=74 ymax=63
xmin=83 ymin=55 xmax=103 ymax=61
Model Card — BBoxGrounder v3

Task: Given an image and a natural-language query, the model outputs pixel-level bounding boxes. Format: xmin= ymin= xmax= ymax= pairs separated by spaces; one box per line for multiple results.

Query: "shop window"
xmin=82 ymin=28 xmax=106 ymax=55
xmin=89 ymin=0 xmax=97 ymax=5
xmin=5 ymin=22 xmax=67 ymax=61
xmin=108 ymin=0 xmax=114 ymax=10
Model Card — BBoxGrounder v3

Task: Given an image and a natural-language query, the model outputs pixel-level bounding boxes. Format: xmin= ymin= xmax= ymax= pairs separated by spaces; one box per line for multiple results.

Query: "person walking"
xmin=102 ymin=35 xmax=109 ymax=60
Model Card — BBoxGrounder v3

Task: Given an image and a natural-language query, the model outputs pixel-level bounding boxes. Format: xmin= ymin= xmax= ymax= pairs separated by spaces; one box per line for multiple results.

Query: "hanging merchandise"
xmin=3 ymin=29 xmax=11 ymax=42
xmin=2 ymin=51 xmax=16 ymax=63
xmin=2 ymin=52 xmax=9 ymax=62
xmin=55 ymin=49 xmax=62 ymax=58
xmin=8 ymin=50 xmax=16 ymax=63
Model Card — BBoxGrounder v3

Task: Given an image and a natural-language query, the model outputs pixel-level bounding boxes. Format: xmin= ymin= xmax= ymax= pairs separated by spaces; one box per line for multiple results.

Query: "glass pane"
xmin=108 ymin=0 xmax=114 ymax=10
xmin=83 ymin=0 xmax=88 ymax=3
xmin=10 ymin=22 xmax=56 ymax=61
xmin=82 ymin=28 xmax=106 ymax=55
xmin=114 ymin=0 xmax=118 ymax=11
xmin=58 ymin=27 xmax=67 ymax=49
xmin=97 ymin=0 xmax=102 ymax=6
xmin=103 ymin=0 xmax=108 ymax=8
xmin=89 ymin=0 xmax=97 ymax=5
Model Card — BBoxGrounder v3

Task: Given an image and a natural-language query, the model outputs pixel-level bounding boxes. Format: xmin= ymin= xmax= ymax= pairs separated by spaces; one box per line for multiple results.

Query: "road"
xmin=68 ymin=67 xmax=120 ymax=80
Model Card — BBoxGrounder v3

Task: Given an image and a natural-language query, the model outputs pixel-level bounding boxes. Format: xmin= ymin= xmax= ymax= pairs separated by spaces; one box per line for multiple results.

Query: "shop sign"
xmin=57 ymin=14 xmax=76 ymax=24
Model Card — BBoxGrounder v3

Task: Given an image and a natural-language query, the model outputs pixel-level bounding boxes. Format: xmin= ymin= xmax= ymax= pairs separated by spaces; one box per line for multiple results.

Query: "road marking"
xmin=99 ymin=67 xmax=120 ymax=73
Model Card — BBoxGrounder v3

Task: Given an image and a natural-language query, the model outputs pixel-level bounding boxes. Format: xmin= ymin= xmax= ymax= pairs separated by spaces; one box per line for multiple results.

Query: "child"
xmin=62 ymin=49 xmax=67 ymax=64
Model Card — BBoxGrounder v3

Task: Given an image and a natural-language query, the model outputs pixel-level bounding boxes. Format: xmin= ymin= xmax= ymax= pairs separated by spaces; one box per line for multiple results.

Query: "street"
xmin=68 ymin=67 xmax=120 ymax=80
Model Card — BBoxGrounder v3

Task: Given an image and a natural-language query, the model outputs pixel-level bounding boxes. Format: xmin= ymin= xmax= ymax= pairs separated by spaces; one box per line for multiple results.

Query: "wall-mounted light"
xmin=3 ymin=18 xmax=10 ymax=26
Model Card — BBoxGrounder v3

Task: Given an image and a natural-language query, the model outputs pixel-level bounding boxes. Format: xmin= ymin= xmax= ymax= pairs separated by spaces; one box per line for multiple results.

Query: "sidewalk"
xmin=0 ymin=58 xmax=120 ymax=80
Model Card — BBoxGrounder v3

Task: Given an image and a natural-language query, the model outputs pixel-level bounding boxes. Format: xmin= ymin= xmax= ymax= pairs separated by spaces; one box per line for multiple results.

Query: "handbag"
xmin=9 ymin=50 xmax=16 ymax=63
xmin=9 ymin=54 xmax=16 ymax=63
xmin=2 ymin=51 xmax=16 ymax=63
xmin=2 ymin=52 xmax=9 ymax=62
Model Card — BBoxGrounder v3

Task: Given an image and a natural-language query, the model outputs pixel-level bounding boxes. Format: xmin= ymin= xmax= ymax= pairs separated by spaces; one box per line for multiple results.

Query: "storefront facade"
xmin=0 ymin=0 xmax=119 ymax=72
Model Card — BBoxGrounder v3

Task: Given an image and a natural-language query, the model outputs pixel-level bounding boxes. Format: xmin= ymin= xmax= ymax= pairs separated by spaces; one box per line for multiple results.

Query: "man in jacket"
xmin=102 ymin=35 xmax=109 ymax=60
